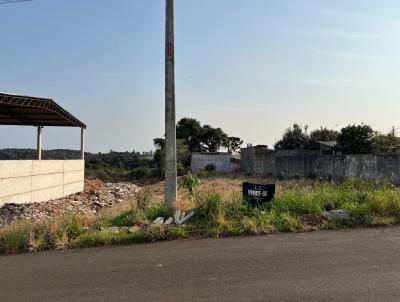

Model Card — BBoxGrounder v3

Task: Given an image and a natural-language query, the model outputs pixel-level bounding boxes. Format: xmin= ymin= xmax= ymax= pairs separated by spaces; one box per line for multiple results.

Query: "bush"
xmin=134 ymin=188 xmax=153 ymax=210
xmin=108 ymin=210 xmax=146 ymax=227
xmin=131 ymin=167 xmax=150 ymax=179
xmin=145 ymin=205 xmax=173 ymax=221
xmin=194 ymin=193 xmax=225 ymax=228
xmin=205 ymin=164 xmax=216 ymax=172
xmin=180 ymin=173 xmax=201 ymax=199
xmin=0 ymin=223 xmax=30 ymax=254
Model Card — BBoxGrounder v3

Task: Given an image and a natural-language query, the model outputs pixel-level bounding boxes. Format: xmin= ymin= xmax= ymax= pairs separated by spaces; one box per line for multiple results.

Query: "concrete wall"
xmin=191 ymin=153 xmax=233 ymax=173
xmin=0 ymin=160 xmax=84 ymax=205
xmin=241 ymin=147 xmax=400 ymax=183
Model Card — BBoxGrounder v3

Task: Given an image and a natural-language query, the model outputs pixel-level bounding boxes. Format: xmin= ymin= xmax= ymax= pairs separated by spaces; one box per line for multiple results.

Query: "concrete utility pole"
xmin=165 ymin=0 xmax=177 ymax=208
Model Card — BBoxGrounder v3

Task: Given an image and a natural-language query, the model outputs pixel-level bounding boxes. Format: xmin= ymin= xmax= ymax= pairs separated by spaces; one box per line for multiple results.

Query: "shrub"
xmin=180 ymin=173 xmax=201 ymax=199
xmin=0 ymin=223 xmax=30 ymax=254
xmin=145 ymin=205 xmax=173 ymax=221
xmin=134 ymin=188 xmax=153 ymax=210
xmin=108 ymin=210 xmax=144 ymax=227
xmin=205 ymin=164 xmax=216 ymax=172
xmin=194 ymin=193 xmax=225 ymax=228
xmin=131 ymin=167 xmax=150 ymax=179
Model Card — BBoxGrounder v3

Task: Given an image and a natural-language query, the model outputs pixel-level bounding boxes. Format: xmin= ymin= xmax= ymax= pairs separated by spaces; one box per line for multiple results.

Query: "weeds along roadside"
xmin=2 ymin=178 xmax=400 ymax=255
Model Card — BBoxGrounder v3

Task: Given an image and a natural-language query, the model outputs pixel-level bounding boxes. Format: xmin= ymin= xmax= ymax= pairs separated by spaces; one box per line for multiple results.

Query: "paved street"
xmin=2 ymin=227 xmax=400 ymax=301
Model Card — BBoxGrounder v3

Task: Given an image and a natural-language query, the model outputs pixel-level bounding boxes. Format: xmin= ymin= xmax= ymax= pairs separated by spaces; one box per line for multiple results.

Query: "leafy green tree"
xmin=337 ymin=124 xmax=374 ymax=154
xmin=200 ymin=125 xmax=229 ymax=152
xmin=372 ymin=133 xmax=400 ymax=154
xmin=176 ymin=118 xmax=204 ymax=152
xmin=225 ymin=136 xmax=244 ymax=153
xmin=274 ymin=124 xmax=309 ymax=150
xmin=308 ymin=127 xmax=339 ymax=150
xmin=153 ymin=138 xmax=190 ymax=178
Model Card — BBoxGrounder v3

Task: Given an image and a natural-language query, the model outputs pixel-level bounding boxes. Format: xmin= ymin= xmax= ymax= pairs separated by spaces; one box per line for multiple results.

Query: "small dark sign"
xmin=243 ymin=182 xmax=275 ymax=206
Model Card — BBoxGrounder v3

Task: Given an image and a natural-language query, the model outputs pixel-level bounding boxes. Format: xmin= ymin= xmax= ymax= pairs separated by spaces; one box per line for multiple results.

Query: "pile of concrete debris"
xmin=0 ymin=180 xmax=139 ymax=226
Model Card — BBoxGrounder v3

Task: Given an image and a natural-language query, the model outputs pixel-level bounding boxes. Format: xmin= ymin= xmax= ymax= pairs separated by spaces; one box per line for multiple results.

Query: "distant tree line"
xmin=274 ymin=123 xmax=400 ymax=154
xmin=0 ymin=117 xmax=244 ymax=181
xmin=0 ymin=149 xmax=156 ymax=182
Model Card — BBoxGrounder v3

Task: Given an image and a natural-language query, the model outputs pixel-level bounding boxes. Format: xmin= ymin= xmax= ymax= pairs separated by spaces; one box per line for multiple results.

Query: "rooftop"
xmin=317 ymin=141 xmax=337 ymax=147
xmin=0 ymin=93 xmax=86 ymax=128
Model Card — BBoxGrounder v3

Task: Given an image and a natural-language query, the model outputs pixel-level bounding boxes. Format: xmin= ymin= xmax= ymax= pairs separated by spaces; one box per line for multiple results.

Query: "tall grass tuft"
xmin=2 ymin=178 xmax=400 ymax=255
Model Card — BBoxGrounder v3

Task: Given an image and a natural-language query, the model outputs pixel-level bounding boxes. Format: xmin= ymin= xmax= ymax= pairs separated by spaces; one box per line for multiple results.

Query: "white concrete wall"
xmin=0 ymin=160 xmax=84 ymax=205
xmin=191 ymin=153 xmax=232 ymax=173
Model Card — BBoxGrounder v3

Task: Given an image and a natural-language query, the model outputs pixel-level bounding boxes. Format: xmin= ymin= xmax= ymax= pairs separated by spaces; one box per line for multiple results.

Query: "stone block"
xmin=32 ymin=186 xmax=64 ymax=203
xmin=32 ymin=173 xmax=64 ymax=191
xmin=32 ymin=160 xmax=63 ymax=176
xmin=0 ymin=192 xmax=31 ymax=205
xmin=64 ymin=170 xmax=84 ymax=184
xmin=64 ymin=160 xmax=84 ymax=172
xmin=64 ymin=181 xmax=84 ymax=196
xmin=0 ymin=176 xmax=31 ymax=198
xmin=0 ymin=160 xmax=32 ymax=178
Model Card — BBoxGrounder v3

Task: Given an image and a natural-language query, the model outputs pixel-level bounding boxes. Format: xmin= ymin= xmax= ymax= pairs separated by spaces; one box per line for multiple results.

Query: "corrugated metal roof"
xmin=317 ymin=141 xmax=337 ymax=147
xmin=0 ymin=93 xmax=86 ymax=128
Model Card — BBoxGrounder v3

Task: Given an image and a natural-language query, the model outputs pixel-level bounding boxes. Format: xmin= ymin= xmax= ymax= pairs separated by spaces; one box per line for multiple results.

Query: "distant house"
xmin=317 ymin=141 xmax=337 ymax=155
xmin=191 ymin=152 xmax=240 ymax=173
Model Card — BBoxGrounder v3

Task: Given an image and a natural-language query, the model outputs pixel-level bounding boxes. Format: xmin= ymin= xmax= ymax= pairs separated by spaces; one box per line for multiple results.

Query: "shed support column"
xmin=80 ymin=127 xmax=85 ymax=160
xmin=37 ymin=126 xmax=43 ymax=160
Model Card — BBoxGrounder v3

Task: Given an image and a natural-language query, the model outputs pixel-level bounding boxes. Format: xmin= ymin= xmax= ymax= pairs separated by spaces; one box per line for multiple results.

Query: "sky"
xmin=1 ymin=0 xmax=400 ymax=152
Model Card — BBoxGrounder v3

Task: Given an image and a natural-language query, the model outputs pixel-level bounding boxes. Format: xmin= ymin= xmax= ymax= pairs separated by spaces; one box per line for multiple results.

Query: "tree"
xmin=176 ymin=118 xmax=204 ymax=152
xmin=372 ymin=133 xmax=400 ymax=154
xmin=153 ymin=138 xmax=190 ymax=177
xmin=200 ymin=125 xmax=229 ymax=152
xmin=309 ymin=127 xmax=338 ymax=150
xmin=225 ymin=136 xmax=243 ymax=153
xmin=155 ymin=117 xmax=241 ymax=157
xmin=274 ymin=124 xmax=309 ymax=150
xmin=153 ymin=138 xmax=165 ymax=149
xmin=336 ymin=124 xmax=374 ymax=154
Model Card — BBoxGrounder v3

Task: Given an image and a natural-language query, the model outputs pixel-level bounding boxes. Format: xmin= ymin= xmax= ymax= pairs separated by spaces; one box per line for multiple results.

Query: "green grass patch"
xmin=2 ymin=178 xmax=400 ymax=255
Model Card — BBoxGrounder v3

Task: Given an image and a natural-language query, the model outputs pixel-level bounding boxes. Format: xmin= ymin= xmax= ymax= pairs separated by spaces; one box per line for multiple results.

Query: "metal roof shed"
xmin=0 ymin=93 xmax=86 ymax=159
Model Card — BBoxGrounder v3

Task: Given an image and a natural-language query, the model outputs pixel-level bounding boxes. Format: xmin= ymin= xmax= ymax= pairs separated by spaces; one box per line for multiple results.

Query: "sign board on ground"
xmin=243 ymin=182 xmax=275 ymax=206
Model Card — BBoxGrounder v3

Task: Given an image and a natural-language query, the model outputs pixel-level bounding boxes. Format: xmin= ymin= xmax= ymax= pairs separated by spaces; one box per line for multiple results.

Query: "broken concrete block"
xmin=174 ymin=209 xmax=181 ymax=223
xmin=152 ymin=217 xmax=164 ymax=225
xmin=323 ymin=209 xmax=350 ymax=221
xmin=129 ymin=225 xmax=141 ymax=233
xmin=177 ymin=211 xmax=195 ymax=225
xmin=164 ymin=217 xmax=174 ymax=225
xmin=107 ymin=226 xmax=129 ymax=233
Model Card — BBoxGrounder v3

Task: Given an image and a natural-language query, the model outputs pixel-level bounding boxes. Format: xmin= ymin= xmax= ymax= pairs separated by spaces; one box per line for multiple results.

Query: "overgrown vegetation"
xmin=2 ymin=178 xmax=400 ymax=255
xmin=274 ymin=123 xmax=400 ymax=154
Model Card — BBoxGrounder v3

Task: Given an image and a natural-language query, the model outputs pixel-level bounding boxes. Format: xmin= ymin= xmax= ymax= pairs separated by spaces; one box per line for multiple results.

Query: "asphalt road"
xmin=2 ymin=227 xmax=400 ymax=302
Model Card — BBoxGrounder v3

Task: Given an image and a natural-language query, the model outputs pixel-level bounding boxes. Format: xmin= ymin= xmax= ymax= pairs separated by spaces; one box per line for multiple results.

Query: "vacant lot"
xmin=2 ymin=174 xmax=400 ymax=255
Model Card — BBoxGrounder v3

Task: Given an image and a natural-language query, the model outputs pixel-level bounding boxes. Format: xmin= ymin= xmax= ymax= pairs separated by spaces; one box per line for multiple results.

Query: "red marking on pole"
xmin=167 ymin=43 xmax=173 ymax=57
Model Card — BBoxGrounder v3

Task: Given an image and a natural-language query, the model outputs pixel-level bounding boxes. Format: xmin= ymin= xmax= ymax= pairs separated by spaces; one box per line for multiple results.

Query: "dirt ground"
xmin=107 ymin=173 xmax=317 ymax=214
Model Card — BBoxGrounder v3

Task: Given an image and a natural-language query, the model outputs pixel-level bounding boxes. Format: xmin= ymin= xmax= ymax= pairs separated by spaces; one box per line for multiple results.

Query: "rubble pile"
xmin=0 ymin=180 xmax=140 ymax=226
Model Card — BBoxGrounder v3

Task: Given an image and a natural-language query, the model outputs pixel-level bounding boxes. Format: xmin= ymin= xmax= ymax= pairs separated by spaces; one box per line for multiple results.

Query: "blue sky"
xmin=1 ymin=0 xmax=400 ymax=152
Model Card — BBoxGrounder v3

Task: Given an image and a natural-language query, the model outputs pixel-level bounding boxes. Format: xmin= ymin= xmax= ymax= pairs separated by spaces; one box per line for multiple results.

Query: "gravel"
xmin=0 ymin=180 xmax=139 ymax=227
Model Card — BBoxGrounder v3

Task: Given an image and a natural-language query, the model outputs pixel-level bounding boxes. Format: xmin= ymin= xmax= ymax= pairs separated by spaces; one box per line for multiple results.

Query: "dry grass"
xmin=110 ymin=174 xmax=316 ymax=212
xmin=2 ymin=176 xmax=400 ymax=255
